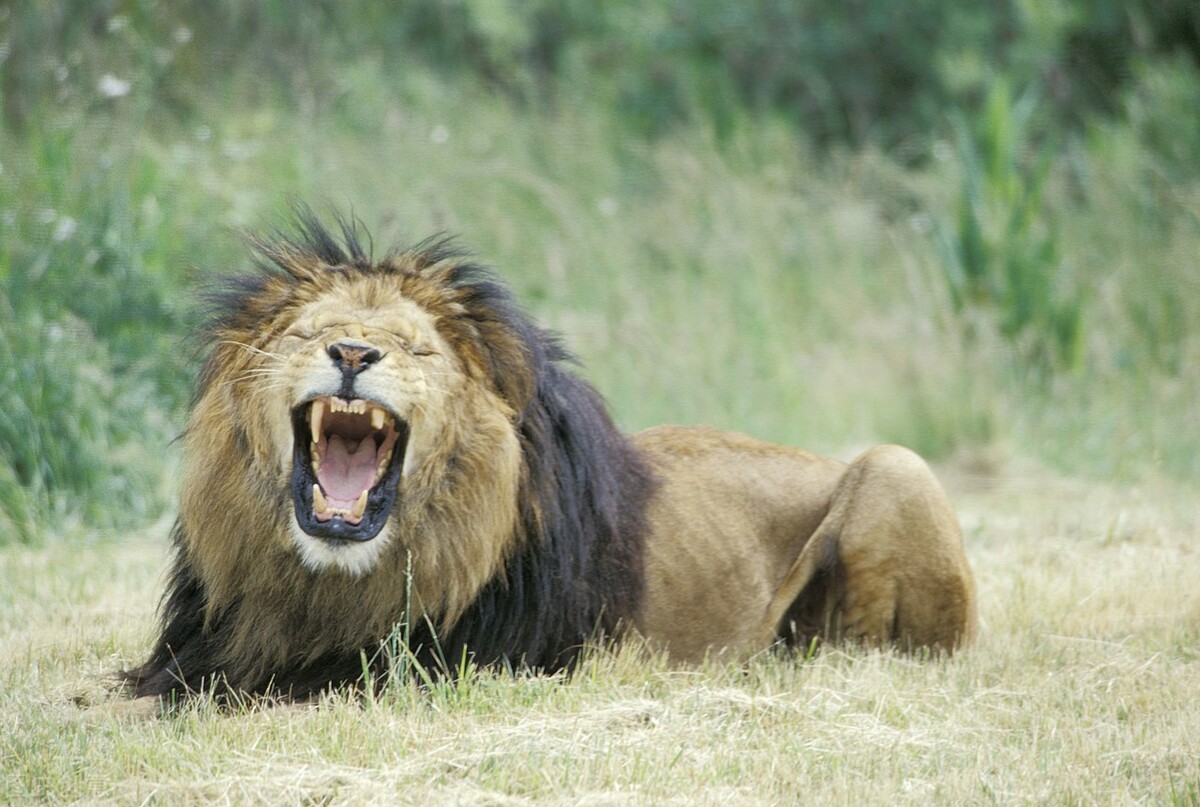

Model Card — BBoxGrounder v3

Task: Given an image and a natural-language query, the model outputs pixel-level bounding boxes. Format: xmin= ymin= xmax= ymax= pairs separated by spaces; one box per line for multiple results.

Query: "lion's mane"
xmin=125 ymin=212 xmax=656 ymax=699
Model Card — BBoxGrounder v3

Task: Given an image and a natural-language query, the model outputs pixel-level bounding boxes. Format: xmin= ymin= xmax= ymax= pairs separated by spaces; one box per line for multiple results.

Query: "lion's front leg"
xmin=764 ymin=445 xmax=977 ymax=653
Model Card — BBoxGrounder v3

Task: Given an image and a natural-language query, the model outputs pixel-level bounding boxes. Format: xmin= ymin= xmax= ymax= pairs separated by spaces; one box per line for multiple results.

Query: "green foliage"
xmin=6 ymin=1 xmax=1200 ymax=154
xmin=0 ymin=132 xmax=190 ymax=386
xmin=0 ymin=125 xmax=181 ymax=541
xmin=0 ymin=308 xmax=168 ymax=542
xmin=2 ymin=0 xmax=1200 ymax=539
xmin=935 ymin=81 xmax=1083 ymax=370
xmin=0 ymin=97 xmax=192 ymax=543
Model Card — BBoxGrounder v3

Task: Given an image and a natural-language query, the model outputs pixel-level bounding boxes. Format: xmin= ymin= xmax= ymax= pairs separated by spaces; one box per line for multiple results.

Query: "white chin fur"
xmin=289 ymin=516 xmax=391 ymax=577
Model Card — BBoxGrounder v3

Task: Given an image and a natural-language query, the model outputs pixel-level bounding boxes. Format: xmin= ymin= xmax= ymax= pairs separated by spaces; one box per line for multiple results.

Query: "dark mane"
xmin=408 ymin=237 xmax=658 ymax=674
xmin=124 ymin=212 xmax=657 ymax=699
xmin=410 ymin=353 xmax=656 ymax=674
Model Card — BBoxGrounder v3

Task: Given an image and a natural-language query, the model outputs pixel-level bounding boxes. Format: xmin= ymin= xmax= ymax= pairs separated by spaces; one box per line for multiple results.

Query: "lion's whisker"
xmin=229 ymin=377 xmax=289 ymax=392
xmin=220 ymin=339 xmax=286 ymax=361
xmin=230 ymin=370 xmax=286 ymax=385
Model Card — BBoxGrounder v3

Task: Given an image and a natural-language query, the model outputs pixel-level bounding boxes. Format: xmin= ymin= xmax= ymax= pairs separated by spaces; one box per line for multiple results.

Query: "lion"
xmin=124 ymin=210 xmax=976 ymax=700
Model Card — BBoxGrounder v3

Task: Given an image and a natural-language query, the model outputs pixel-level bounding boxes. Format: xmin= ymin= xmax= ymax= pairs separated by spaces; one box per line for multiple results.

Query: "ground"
xmin=2 ymin=463 xmax=1198 ymax=805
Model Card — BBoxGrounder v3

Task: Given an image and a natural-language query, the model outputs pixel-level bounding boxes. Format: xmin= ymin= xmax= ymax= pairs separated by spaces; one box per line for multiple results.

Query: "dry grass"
xmin=2 ymin=467 xmax=1199 ymax=805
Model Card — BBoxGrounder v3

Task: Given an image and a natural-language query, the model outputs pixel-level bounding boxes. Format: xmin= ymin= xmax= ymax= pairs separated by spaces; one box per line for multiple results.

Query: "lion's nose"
xmin=327 ymin=343 xmax=383 ymax=375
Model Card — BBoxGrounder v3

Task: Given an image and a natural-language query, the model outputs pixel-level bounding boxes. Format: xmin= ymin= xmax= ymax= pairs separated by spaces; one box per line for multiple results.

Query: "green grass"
xmin=6 ymin=55 xmax=1200 ymax=544
xmin=4 ymin=25 xmax=1200 ymax=539
xmin=2 ymin=475 xmax=1198 ymax=803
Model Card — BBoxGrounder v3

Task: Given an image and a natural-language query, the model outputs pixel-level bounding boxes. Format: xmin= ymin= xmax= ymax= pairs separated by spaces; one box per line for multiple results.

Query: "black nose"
xmin=327 ymin=343 xmax=383 ymax=375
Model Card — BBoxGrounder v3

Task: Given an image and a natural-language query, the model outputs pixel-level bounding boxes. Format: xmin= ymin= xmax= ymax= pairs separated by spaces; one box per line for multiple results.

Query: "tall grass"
xmin=0 ymin=118 xmax=197 ymax=542
xmin=935 ymin=80 xmax=1083 ymax=371
xmin=3 ymin=3 xmax=1200 ymax=541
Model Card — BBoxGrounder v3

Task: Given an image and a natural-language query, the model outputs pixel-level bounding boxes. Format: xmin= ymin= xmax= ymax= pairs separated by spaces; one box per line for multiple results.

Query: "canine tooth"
xmin=312 ymin=484 xmax=330 ymax=514
xmin=351 ymin=490 xmax=368 ymax=519
xmin=371 ymin=408 xmax=385 ymax=431
xmin=310 ymin=399 xmax=325 ymax=443
xmin=378 ymin=448 xmax=393 ymax=476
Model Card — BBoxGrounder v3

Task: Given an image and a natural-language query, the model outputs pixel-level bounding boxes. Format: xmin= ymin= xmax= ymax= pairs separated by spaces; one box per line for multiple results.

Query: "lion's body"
xmin=634 ymin=427 xmax=976 ymax=661
xmin=125 ymin=212 xmax=975 ymax=700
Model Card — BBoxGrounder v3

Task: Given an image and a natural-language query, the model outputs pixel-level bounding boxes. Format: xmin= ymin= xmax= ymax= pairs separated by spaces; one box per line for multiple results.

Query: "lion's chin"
xmin=289 ymin=517 xmax=393 ymax=576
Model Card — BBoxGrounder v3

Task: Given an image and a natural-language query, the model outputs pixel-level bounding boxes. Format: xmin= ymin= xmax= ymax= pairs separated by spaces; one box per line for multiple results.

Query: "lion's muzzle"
xmin=327 ymin=342 xmax=384 ymax=399
xmin=290 ymin=395 xmax=408 ymax=543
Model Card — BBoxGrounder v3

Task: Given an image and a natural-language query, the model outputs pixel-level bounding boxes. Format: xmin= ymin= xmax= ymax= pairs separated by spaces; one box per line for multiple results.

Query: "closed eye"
xmin=280 ymin=324 xmax=316 ymax=342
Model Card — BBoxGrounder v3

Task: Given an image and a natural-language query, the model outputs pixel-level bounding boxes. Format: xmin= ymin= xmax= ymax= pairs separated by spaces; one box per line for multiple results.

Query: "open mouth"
xmin=290 ymin=396 xmax=408 ymax=542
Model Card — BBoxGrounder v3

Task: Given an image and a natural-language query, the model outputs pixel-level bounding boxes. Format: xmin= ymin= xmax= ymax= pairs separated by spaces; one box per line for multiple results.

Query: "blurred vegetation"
xmin=935 ymin=81 xmax=1084 ymax=371
xmin=1 ymin=0 xmax=1199 ymax=542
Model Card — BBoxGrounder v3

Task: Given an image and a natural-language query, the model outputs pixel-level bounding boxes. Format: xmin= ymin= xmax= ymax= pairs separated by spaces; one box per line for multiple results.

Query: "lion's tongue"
xmin=317 ymin=435 xmax=378 ymax=507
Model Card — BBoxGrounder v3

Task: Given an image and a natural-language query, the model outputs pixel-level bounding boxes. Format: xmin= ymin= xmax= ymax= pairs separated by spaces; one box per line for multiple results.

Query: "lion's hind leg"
xmin=763 ymin=445 xmax=976 ymax=654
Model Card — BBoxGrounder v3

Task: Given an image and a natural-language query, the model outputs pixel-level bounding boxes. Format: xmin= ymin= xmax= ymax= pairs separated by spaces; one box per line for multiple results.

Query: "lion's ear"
xmin=474 ymin=321 xmax=538 ymax=410
xmin=434 ymin=278 xmax=540 ymax=410
xmin=437 ymin=313 xmax=535 ymax=411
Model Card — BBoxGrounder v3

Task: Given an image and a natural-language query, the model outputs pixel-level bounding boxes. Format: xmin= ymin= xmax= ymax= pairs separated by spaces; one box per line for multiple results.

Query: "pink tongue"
xmin=316 ymin=435 xmax=379 ymax=506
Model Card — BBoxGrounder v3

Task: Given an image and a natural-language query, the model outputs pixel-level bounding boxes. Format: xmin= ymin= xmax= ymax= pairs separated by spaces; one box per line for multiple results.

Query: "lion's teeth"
xmin=312 ymin=484 xmax=330 ymax=514
xmin=330 ymin=397 xmax=363 ymax=414
xmin=310 ymin=399 xmax=325 ymax=444
xmin=351 ymin=490 xmax=368 ymax=519
xmin=371 ymin=408 xmax=385 ymax=431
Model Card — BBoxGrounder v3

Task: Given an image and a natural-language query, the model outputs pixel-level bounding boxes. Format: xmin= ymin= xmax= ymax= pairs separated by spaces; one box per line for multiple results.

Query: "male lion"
xmin=125 ymin=211 xmax=976 ymax=699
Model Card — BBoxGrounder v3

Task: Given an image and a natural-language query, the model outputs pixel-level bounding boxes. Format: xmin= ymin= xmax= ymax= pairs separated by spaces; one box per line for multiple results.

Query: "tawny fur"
xmin=634 ymin=427 xmax=976 ymax=660
xmin=125 ymin=212 xmax=975 ymax=699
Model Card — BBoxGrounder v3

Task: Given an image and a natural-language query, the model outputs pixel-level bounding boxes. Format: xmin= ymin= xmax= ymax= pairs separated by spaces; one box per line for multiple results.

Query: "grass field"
xmin=2 ymin=468 xmax=1199 ymax=803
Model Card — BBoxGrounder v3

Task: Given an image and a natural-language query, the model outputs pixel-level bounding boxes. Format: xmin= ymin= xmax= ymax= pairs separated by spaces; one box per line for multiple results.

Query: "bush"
xmin=7 ymin=1 xmax=1199 ymax=155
